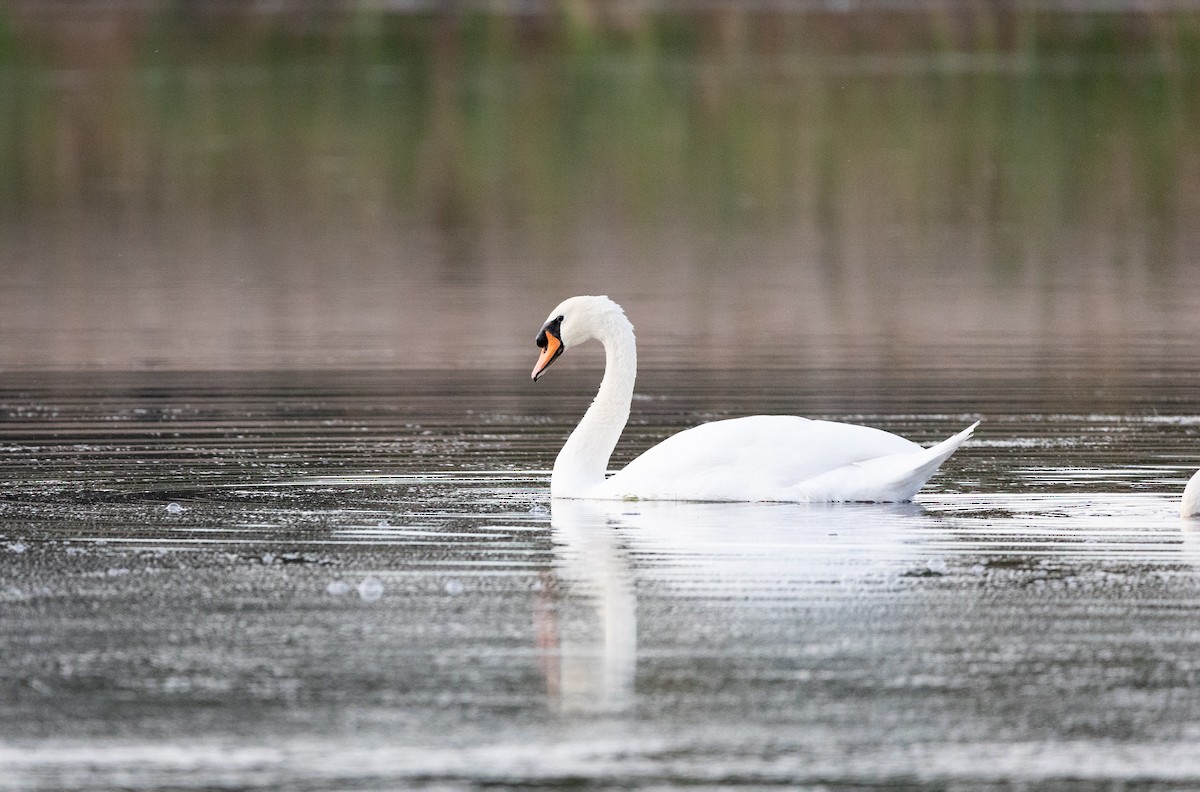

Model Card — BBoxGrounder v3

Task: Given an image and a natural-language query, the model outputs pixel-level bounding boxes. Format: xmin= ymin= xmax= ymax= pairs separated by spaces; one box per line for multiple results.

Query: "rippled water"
xmin=2 ymin=366 xmax=1199 ymax=790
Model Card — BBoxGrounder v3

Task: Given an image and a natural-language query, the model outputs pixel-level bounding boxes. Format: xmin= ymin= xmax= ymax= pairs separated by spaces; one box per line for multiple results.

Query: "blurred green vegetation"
xmin=1 ymin=3 xmax=1197 ymax=267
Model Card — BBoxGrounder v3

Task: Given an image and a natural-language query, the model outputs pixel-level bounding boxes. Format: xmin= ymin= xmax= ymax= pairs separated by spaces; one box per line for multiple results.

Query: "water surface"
xmin=2 ymin=366 xmax=1200 ymax=790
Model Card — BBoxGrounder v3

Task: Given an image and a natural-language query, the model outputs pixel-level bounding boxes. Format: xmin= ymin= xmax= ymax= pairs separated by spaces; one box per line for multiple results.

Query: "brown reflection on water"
xmin=4 ymin=224 xmax=1198 ymax=377
xmin=1 ymin=5 xmax=1198 ymax=372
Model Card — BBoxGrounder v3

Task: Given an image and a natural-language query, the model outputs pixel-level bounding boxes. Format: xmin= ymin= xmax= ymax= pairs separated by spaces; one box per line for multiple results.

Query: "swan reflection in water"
xmin=539 ymin=500 xmax=637 ymax=713
xmin=539 ymin=498 xmax=933 ymax=713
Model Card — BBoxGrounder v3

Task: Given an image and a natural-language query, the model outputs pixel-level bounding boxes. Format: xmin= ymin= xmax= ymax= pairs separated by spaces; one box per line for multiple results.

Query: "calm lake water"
xmin=2 ymin=358 xmax=1200 ymax=790
xmin=4 ymin=4 xmax=1200 ymax=790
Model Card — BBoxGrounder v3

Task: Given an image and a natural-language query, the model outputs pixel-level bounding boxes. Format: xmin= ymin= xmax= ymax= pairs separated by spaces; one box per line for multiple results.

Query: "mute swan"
xmin=1184 ymin=469 xmax=1200 ymax=517
xmin=531 ymin=295 xmax=978 ymax=502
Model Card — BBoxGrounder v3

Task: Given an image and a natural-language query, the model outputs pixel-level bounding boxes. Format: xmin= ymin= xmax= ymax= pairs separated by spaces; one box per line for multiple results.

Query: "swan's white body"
xmin=1184 ymin=469 xmax=1200 ymax=518
xmin=532 ymin=295 xmax=977 ymax=503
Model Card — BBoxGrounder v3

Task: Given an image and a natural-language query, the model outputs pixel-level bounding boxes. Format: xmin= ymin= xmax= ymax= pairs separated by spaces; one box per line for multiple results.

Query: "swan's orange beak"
xmin=532 ymin=327 xmax=564 ymax=381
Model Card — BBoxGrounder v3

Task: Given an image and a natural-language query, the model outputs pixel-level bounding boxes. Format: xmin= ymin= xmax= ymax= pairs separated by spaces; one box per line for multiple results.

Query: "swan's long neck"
xmin=551 ymin=319 xmax=636 ymax=498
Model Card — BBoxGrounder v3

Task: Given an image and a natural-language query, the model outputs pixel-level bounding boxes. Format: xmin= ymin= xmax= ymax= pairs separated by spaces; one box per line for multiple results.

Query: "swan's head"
xmin=532 ymin=295 xmax=630 ymax=381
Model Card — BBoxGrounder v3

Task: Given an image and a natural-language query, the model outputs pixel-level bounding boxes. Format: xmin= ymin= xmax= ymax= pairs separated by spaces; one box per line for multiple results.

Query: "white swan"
xmin=1184 ymin=469 xmax=1200 ymax=517
xmin=531 ymin=295 xmax=978 ymax=502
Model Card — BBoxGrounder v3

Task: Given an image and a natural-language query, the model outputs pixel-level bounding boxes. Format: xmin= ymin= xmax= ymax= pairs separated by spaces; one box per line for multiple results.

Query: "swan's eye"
xmin=536 ymin=315 xmax=564 ymax=349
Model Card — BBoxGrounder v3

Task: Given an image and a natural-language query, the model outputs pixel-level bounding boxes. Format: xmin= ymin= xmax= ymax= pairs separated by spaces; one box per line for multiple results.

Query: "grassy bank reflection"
xmin=1 ymin=5 xmax=1197 ymax=370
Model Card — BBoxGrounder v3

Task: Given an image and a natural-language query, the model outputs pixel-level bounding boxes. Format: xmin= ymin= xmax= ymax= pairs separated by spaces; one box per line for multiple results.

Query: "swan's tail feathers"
xmin=794 ymin=421 xmax=979 ymax=503
xmin=882 ymin=420 xmax=979 ymax=500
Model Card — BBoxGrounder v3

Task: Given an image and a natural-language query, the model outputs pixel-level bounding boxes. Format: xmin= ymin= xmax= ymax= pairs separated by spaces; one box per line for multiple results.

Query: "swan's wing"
xmin=1183 ymin=469 xmax=1200 ymax=518
xmin=792 ymin=421 xmax=978 ymax=503
xmin=596 ymin=416 xmax=951 ymax=502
